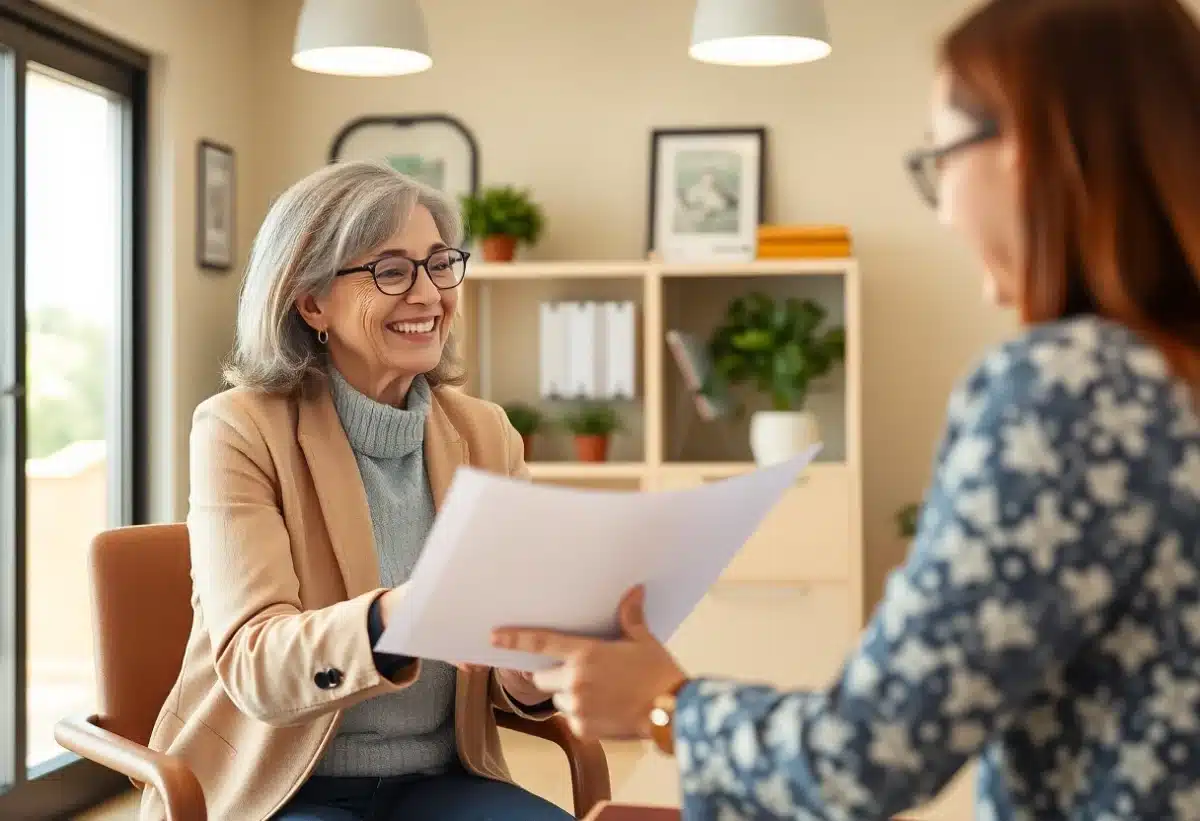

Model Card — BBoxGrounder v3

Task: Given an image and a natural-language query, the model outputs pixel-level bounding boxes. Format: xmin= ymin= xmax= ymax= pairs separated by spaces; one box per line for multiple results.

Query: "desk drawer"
xmin=724 ymin=467 xmax=851 ymax=583
xmin=666 ymin=583 xmax=855 ymax=690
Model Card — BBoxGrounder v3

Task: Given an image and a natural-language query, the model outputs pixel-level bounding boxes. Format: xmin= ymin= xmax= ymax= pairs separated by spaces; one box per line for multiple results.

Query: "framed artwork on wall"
xmin=197 ymin=139 xmax=235 ymax=271
xmin=328 ymin=114 xmax=480 ymax=202
xmin=647 ymin=127 xmax=766 ymax=263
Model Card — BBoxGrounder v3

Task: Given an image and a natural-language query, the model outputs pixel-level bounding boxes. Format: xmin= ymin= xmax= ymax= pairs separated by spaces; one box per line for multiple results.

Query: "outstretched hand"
xmin=491 ymin=586 xmax=687 ymax=740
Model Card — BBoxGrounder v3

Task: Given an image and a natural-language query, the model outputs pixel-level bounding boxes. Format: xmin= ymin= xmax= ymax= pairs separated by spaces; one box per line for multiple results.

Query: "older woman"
xmin=494 ymin=0 xmax=1200 ymax=819
xmin=142 ymin=162 xmax=571 ymax=821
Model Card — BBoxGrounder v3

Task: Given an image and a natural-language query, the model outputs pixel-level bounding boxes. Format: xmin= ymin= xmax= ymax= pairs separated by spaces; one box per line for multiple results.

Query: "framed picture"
xmin=647 ymin=127 xmax=766 ymax=263
xmin=328 ymin=114 xmax=479 ymax=202
xmin=197 ymin=140 xmax=235 ymax=270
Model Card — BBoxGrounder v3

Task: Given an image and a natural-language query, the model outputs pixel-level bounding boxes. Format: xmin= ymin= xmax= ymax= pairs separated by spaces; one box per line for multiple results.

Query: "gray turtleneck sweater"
xmin=314 ymin=370 xmax=458 ymax=778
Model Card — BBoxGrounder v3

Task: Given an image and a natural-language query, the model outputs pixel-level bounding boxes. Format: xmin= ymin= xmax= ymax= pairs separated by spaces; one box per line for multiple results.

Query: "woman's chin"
xmin=383 ymin=352 xmax=442 ymax=377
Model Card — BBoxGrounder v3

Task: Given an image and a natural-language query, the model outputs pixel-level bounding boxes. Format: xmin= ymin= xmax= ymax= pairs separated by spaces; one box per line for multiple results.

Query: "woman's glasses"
xmin=904 ymin=119 xmax=1000 ymax=208
xmin=336 ymin=247 xmax=470 ymax=296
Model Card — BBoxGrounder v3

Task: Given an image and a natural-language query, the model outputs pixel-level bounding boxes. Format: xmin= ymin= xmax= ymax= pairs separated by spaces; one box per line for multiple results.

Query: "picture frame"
xmin=646 ymin=127 xmax=766 ymax=263
xmin=197 ymin=139 xmax=235 ymax=271
xmin=328 ymin=114 xmax=480 ymax=203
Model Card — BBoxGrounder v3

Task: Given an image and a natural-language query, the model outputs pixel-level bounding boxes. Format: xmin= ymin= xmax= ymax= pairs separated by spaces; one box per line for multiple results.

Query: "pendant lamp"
xmin=292 ymin=0 xmax=433 ymax=77
xmin=690 ymin=0 xmax=832 ymax=66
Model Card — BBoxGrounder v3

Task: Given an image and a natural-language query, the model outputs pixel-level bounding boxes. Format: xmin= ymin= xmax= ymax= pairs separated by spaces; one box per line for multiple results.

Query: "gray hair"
xmin=224 ymin=160 xmax=467 ymax=393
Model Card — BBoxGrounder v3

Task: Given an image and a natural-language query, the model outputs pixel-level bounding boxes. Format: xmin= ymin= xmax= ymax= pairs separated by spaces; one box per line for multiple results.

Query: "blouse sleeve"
xmin=674 ymin=334 xmax=1161 ymax=820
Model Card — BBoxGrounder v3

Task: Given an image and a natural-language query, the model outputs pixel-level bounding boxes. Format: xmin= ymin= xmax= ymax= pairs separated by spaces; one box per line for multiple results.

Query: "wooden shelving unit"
xmin=459 ymin=257 xmax=860 ymax=472
xmin=457 ymin=256 xmax=895 ymax=810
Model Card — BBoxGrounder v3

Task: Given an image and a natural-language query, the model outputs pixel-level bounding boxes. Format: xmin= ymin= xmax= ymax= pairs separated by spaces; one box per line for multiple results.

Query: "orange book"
xmin=756 ymin=240 xmax=853 ymax=258
xmin=757 ymin=224 xmax=850 ymax=242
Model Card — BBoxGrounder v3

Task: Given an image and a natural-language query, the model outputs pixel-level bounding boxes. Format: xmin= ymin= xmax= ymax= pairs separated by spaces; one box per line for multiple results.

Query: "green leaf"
xmin=701 ymin=293 xmax=845 ymax=412
xmin=459 ymin=185 xmax=546 ymax=244
xmin=559 ymin=403 xmax=624 ymax=435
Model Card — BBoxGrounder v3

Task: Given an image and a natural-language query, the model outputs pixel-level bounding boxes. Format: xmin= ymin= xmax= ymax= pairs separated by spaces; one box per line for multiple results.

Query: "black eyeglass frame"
xmin=335 ymin=247 xmax=472 ymax=295
xmin=904 ymin=119 xmax=1001 ymax=207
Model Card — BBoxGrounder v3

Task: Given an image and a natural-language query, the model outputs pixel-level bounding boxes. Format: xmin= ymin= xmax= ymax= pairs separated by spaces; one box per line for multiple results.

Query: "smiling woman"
xmin=142 ymin=162 xmax=573 ymax=821
xmin=224 ymin=162 xmax=467 ymax=398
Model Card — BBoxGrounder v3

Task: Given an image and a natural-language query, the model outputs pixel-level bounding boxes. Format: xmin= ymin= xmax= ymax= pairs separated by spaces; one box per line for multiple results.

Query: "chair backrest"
xmin=89 ymin=523 xmax=194 ymax=746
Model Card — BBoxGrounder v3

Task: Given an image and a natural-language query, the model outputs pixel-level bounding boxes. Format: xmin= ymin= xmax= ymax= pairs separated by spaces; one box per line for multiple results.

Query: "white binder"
xmin=605 ymin=300 xmax=636 ymax=399
xmin=538 ymin=302 xmax=569 ymax=399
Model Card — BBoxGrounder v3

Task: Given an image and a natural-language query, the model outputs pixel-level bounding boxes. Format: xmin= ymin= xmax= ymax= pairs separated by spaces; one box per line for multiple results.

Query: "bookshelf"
xmin=458 ymin=257 xmax=860 ymax=473
xmin=457 ymin=257 xmax=861 ymax=603
xmin=462 ymin=257 xmax=929 ymax=812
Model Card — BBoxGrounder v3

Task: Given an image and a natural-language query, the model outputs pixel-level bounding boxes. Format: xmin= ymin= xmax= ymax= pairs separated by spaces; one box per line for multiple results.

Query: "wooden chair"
xmin=54 ymin=523 xmax=611 ymax=820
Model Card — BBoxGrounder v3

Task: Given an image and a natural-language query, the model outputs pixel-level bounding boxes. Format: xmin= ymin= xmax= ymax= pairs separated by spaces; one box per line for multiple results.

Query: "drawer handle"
xmin=709 ymin=582 xmax=811 ymax=601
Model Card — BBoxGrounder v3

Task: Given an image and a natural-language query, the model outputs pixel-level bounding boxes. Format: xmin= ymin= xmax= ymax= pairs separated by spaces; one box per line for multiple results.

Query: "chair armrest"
xmin=582 ymin=802 xmax=681 ymax=820
xmin=54 ymin=714 xmax=206 ymax=821
xmin=495 ymin=710 xmax=611 ymax=818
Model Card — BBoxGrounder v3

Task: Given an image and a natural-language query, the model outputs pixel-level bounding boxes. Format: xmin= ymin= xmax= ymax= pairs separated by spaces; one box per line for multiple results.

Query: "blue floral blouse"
xmin=675 ymin=317 xmax=1200 ymax=820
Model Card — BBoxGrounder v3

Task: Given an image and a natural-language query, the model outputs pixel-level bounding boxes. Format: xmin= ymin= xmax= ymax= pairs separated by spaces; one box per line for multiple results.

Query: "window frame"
xmin=0 ymin=0 xmax=148 ymax=816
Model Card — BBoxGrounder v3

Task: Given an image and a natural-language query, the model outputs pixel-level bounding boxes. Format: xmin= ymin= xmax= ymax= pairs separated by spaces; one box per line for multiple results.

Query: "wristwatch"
xmin=648 ymin=678 xmax=688 ymax=756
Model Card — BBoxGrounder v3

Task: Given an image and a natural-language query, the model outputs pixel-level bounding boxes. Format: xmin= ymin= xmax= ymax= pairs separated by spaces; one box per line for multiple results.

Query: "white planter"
xmin=749 ymin=410 xmax=821 ymax=466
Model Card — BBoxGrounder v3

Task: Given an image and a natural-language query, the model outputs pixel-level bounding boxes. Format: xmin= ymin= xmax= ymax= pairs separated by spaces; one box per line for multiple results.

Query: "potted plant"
xmin=896 ymin=502 xmax=920 ymax=540
xmin=702 ymin=292 xmax=846 ymax=466
xmin=460 ymin=185 xmax=546 ymax=262
xmin=503 ymin=402 xmax=545 ymax=462
xmin=560 ymin=403 xmax=623 ymax=463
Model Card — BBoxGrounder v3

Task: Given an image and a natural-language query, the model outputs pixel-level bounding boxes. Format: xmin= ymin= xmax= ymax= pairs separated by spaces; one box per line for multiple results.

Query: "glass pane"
xmin=0 ymin=44 xmax=18 ymax=792
xmin=23 ymin=64 xmax=125 ymax=771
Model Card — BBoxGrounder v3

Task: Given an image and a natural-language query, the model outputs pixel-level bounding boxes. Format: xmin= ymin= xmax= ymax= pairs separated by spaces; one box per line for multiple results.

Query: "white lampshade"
xmin=292 ymin=0 xmax=432 ymax=77
xmin=690 ymin=0 xmax=831 ymax=66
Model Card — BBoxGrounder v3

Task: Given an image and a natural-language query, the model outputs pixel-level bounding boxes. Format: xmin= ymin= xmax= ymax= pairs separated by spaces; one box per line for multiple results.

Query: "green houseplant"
xmin=560 ymin=403 xmax=623 ymax=463
xmin=896 ymin=503 xmax=920 ymax=540
xmin=703 ymin=292 xmax=845 ymax=465
xmin=460 ymin=185 xmax=546 ymax=262
xmin=503 ymin=402 xmax=545 ymax=461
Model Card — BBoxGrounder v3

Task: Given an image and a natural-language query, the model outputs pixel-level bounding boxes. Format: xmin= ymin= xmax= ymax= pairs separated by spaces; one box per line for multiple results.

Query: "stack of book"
xmin=756 ymin=224 xmax=853 ymax=258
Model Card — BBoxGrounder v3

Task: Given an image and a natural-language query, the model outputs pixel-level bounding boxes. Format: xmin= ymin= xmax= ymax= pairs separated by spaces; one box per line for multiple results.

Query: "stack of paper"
xmin=375 ymin=447 xmax=820 ymax=671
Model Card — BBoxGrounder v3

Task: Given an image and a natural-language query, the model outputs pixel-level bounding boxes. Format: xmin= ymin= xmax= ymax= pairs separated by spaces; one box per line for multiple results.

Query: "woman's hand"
xmin=491 ymin=586 xmax=687 ymax=740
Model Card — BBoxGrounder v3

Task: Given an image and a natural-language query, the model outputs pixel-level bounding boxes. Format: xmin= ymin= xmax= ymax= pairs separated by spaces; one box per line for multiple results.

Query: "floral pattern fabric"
xmin=675 ymin=317 xmax=1200 ymax=821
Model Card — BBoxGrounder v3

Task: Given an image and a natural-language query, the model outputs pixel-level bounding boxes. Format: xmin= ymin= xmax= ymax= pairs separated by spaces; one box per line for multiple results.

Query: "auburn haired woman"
xmin=492 ymin=0 xmax=1200 ymax=818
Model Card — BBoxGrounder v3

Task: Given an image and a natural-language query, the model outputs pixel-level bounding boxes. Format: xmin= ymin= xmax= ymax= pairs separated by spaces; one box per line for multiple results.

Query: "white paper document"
xmin=375 ymin=446 xmax=821 ymax=671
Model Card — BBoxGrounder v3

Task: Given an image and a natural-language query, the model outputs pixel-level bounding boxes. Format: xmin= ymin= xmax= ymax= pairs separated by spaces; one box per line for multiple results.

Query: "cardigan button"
xmin=314 ymin=668 xmax=343 ymax=690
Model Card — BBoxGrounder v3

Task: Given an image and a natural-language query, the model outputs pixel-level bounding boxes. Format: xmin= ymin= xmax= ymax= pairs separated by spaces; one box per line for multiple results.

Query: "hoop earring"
xmin=317 ymin=329 xmax=329 ymax=345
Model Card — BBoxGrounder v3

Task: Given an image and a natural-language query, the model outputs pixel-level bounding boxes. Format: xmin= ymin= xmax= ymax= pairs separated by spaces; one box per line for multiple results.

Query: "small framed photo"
xmin=647 ymin=127 xmax=766 ymax=263
xmin=197 ymin=140 xmax=235 ymax=271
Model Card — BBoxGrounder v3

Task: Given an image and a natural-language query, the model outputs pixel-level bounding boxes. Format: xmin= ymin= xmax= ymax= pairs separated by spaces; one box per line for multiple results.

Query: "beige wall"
xmin=40 ymin=0 xmax=257 ymax=522
xmin=249 ymin=0 xmax=1016 ymax=606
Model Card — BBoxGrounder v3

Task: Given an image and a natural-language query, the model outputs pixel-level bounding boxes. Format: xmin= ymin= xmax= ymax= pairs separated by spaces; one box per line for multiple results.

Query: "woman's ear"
xmin=294 ymin=293 xmax=325 ymax=332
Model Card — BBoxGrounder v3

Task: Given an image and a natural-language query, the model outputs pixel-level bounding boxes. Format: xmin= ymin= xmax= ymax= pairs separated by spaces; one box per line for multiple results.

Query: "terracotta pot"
xmin=573 ymin=434 xmax=609 ymax=463
xmin=481 ymin=235 xmax=517 ymax=262
xmin=520 ymin=434 xmax=534 ymax=462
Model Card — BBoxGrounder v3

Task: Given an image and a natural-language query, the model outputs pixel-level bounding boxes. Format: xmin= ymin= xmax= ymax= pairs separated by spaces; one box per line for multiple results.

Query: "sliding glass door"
xmin=0 ymin=1 xmax=146 ymax=816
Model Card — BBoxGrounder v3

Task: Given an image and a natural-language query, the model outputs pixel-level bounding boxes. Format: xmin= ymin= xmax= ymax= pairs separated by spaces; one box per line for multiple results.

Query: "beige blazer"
xmin=141 ymin=379 xmax=548 ymax=821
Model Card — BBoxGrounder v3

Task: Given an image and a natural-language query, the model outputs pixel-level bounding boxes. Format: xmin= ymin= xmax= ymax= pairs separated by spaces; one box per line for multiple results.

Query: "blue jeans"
xmin=274 ymin=769 xmax=574 ymax=821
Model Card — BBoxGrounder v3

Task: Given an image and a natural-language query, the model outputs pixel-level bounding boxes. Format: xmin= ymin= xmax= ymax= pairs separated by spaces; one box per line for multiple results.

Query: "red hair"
xmin=941 ymin=0 xmax=1200 ymax=386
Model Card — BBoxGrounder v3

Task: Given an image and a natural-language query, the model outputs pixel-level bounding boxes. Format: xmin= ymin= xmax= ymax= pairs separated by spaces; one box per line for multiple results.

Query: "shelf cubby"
xmin=659 ymin=272 xmax=849 ymax=466
xmin=458 ymin=268 xmax=647 ymax=464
